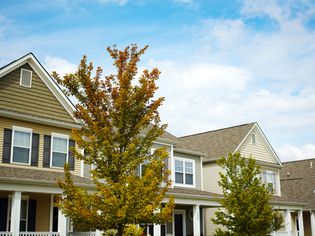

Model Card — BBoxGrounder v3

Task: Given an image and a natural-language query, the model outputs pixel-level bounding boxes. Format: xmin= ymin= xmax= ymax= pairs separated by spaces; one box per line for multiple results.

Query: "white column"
xmin=153 ymin=224 xmax=161 ymax=236
xmin=58 ymin=209 xmax=68 ymax=236
xmin=298 ymin=210 xmax=304 ymax=236
xmin=285 ymin=209 xmax=292 ymax=232
xmin=11 ymin=191 xmax=21 ymax=236
xmin=310 ymin=211 xmax=315 ymax=236
xmin=193 ymin=205 xmax=200 ymax=236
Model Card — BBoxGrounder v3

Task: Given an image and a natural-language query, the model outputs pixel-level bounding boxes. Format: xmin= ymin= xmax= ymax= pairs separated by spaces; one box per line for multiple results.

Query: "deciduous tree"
xmin=212 ymin=153 xmax=283 ymax=236
xmin=52 ymin=45 xmax=174 ymax=235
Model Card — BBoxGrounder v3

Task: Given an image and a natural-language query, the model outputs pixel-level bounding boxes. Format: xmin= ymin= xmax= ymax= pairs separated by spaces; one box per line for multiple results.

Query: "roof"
xmin=280 ymin=158 xmax=315 ymax=209
xmin=179 ymin=123 xmax=256 ymax=159
xmin=0 ymin=165 xmax=93 ymax=187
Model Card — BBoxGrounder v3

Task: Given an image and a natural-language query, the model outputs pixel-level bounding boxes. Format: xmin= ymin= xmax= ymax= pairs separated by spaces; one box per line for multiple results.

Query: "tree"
xmin=52 ymin=45 xmax=174 ymax=235
xmin=212 ymin=153 xmax=283 ymax=236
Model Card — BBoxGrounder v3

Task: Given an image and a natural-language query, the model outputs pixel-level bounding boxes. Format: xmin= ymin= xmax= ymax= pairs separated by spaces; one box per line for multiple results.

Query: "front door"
xmin=174 ymin=210 xmax=185 ymax=236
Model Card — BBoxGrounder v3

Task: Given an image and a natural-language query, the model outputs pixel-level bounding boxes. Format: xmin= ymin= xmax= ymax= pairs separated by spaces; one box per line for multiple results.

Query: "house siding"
xmin=238 ymin=126 xmax=278 ymax=164
xmin=28 ymin=193 xmax=50 ymax=231
xmin=202 ymin=163 xmax=222 ymax=194
xmin=0 ymin=63 xmax=74 ymax=123
xmin=0 ymin=117 xmax=81 ymax=175
xmin=173 ymin=151 xmax=202 ymax=190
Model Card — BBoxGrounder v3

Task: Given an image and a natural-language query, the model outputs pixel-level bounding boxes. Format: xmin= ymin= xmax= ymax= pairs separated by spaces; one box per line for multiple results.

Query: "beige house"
xmin=179 ymin=123 xmax=307 ymax=236
xmin=0 ymin=53 xmax=221 ymax=236
xmin=280 ymin=159 xmax=315 ymax=236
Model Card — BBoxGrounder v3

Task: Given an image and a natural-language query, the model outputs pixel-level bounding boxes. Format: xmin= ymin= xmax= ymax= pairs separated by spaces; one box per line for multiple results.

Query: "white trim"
xmin=19 ymin=68 xmax=32 ymax=88
xmin=0 ymin=53 xmax=78 ymax=123
xmin=173 ymin=156 xmax=196 ymax=188
xmin=233 ymin=123 xmax=283 ymax=166
xmin=50 ymin=133 xmax=69 ymax=169
xmin=200 ymin=156 xmax=203 ymax=191
xmin=10 ymin=126 xmax=33 ymax=166
xmin=173 ymin=209 xmax=186 ymax=236
xmin=170 ymin=144 xmax=174 ymax=188
xmin=49 ymin=195 xmax=54 ymax=232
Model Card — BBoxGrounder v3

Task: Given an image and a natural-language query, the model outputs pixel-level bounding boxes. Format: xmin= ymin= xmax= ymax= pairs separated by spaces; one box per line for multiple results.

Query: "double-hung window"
xmin=174 ymin=158 xmax=195 ymax=187
xmin=11 ymin=127 xmax=32 ymax=165
xmin=262 ymin=170 xmax=277 ymax=193
xmin=51 ymin=133 xmax=69 ymax=168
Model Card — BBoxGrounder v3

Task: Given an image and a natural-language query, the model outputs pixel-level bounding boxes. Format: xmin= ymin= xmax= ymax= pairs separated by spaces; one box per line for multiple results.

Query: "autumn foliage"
xmin=52 ymin=45 xmax=174 ymax=235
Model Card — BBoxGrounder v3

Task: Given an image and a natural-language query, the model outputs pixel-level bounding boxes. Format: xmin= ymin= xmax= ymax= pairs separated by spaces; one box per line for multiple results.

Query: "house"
xmin=179 ymin=123 xmax=307 ymax=236
xmin=0 ymin=53 xmax=219 ymax=236
xmin=280 ymin=158 xmax=315 ymax=236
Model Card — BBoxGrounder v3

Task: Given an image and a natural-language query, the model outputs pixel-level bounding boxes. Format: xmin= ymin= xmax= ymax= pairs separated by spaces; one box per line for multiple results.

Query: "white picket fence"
xmin=69 ymin=232 xmax=96 ymax=236
xmin=19 ymin=233 xmax=60 ymax=236
xmin=0 ymin=232 xmax=12 ymax=236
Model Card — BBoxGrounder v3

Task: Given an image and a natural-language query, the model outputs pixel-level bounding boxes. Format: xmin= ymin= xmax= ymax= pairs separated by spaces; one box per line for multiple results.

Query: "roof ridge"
xmin=179 ymin=122 xmax=256 ymax=139
xmin=0 ymin=52 xmax=33 ymax=70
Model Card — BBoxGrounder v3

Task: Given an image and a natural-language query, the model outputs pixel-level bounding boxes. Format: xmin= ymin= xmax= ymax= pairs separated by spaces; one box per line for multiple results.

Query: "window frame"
xmin=20 ymin=68 xmax=33 ymax=88
xmin=251 ymin=133 xmax=256 ymax=144
xmin=50 ymin=133 xmax=69 ymax=169
xmin=10 ymin=126 xmax=32 ymax=165
xmin=261 ymin=170 xmax=277 ymax=194
xmin=173 ymin=157 xmax=195 ymax=188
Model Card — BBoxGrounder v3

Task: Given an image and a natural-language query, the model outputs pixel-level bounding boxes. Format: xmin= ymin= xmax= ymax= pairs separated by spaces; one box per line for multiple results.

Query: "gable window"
xmin=174 ymin=158 xmax=195 ymax=187
xmin=20 ymin=68 xmax=32 ymax=88
xmin=51 ymin=133 xmax=69 ymax=168
xmin=262 ymin=170 xmax=276 ymax=193
xmin=11 ymin=127 xmax=32 ymax=165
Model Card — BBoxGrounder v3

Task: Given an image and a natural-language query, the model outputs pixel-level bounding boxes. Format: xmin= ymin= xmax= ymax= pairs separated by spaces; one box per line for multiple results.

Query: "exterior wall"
xmin=202 ymin=163 xmax=223 ymax=194
xmin=204 ymin=207 xmax=222 ymax=236
xmin=0 ymin=117 xmax=81 ymax=176
xmin=175 ymin=205 xmax=194 ymax=236
xmin=28 ymin=193 xmax=50 ymax=231
xmin=173 ymin=151 xmax=202 ymax=190
xmin=238 ymin=126 xmax=278 ymax=164
xmin=303 ymin=211 xmax=312 ymax=236
xmin=0 ymin=63 xmax=74 ymax=123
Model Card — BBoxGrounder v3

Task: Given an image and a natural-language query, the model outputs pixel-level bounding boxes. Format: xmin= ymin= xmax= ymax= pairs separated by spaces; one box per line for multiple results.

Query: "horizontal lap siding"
xmin=28 ymin=193 xmax=50 ymax=231
xmin=0 ymin=117 xmax=81 ymax=175
xmin=203 ymin=163 xmax=222 ymax=194
xmin=0 ymin=63 xmax=74 ymax=123
xmin=239 ymin=127 xmax=277 ymax=164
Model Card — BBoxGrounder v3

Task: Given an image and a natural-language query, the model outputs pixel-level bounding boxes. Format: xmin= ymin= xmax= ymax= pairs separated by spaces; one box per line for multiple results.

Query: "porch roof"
xmin=0 ymin=165 xmax=93 ymax=187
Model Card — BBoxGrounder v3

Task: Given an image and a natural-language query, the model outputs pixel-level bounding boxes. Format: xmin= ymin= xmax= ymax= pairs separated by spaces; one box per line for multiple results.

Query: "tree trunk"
xmin=117 ymin=225 xmax=124 ymax=236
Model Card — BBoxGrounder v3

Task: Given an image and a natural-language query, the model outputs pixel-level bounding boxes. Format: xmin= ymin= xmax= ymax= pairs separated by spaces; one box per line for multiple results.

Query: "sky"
xmin=1 ymin=0 xmax=315 ymax=162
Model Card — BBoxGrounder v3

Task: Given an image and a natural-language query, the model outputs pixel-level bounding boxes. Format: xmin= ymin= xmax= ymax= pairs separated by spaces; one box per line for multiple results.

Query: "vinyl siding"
xmin=238 ymin=126 xmax=278 ymax=164
xmin=0 ymin=117 xmax=81 ymax=175
xmin=0 ymin=63 xmax=74 ymax=123
xmin=204 ymin=207 xmax=223 ymax=236
xmin=28 ymin=193 xmax=50 ymax=231
xmin=173 ymin=151 xmax=202 ymax=190
xmin=202 ymin=163 xmax=223 ymax=194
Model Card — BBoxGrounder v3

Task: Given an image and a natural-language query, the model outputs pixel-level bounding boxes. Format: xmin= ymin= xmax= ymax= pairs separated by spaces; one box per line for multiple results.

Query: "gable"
xmin=237 ymin=126 xmax=280 ymax=165
xmin=0 ymin=63 xmax=75 ymax=123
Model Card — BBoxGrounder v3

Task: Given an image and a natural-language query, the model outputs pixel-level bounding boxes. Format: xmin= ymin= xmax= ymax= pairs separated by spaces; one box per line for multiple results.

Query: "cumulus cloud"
xmin=44 ymin=56 xmax=77 ymax=77
xmin=277 ymin=144 xmax=315 ymax=162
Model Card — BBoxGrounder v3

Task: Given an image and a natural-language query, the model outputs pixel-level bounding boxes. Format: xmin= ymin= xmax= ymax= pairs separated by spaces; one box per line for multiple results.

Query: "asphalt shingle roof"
xmin=179 ymin=123 xmax=256 ymax=159
xmin=280 ymin=158 xmax=315 ymax=209
xmin=0 ymin=165 xmax=93 ymax=186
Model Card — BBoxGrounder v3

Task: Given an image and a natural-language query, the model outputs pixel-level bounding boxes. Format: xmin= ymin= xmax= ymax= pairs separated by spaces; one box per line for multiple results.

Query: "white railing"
xmin=69 ymin=232 xmax=96 ymax=236
xmin=0 ymin=232 xmax=12 ymax=236
xmin=272 ymin=231 xmax=298 ymax=236
xmin=19 ymin=233 xmax=60 ymax=236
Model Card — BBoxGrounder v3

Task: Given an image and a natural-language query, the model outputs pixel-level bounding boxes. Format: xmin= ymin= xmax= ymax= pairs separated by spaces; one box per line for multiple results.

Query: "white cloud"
xmin=44 ymin=56 xmax=77 ymax=77
xmin=98 ymin=0 xmax=128 ymax=5
xmin=276 ymin=143 xmax=315 ymax=162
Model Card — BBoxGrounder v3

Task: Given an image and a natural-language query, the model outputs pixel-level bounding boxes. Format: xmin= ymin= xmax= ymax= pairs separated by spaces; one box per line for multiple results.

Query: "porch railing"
xmin=0 ymin=232 xmax=12 ymax=236
xmin=69 ymin=232 xmax=96 ymax=236
xmin=19 ymin=233 xmax=60 ymax=236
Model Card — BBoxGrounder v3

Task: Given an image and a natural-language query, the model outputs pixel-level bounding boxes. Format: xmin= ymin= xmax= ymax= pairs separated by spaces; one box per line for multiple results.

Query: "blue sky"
xmin=1 ymin=0 xmax=315 ymax=161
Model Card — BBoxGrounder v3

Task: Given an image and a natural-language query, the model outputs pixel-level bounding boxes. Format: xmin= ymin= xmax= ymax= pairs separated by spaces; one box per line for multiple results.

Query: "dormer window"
xmin=20 ymin=68 xmax=32 ymax=88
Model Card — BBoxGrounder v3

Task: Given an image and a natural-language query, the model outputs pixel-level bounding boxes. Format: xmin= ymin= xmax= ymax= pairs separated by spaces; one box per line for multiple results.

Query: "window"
xmin=262 ymin=170 xmax=276 ymax=193
xmin=11 ymin=127 xmax=32 ymax=164
xmin=51 ymin=134 xmax=69 ymax=168
xmin=7 ymin=198 xmax=29 ymax=231
xmin=20 ymin=68 xmax=32 ymax=88
xmin=174 ymin=158 xmax=195 ymax=187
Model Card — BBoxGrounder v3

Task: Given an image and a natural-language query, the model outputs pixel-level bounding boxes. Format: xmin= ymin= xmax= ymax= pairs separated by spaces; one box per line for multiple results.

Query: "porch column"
xmin=193 ymin=205 xmax=200 ymax=236
xmin=298 ymin=210 xmax=304 ymax=236
xmin=58 ymin=209 xmax=68 ymax=236
xmin=310 ymin=211 xmax=315 ymax=236
xmin=11 ymin=191 xmax=21 ymax=236
xmin=154 ymin=224 xmax=161 ymax=236
xmin=285 ymin=209 xmax=292 ymax=232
